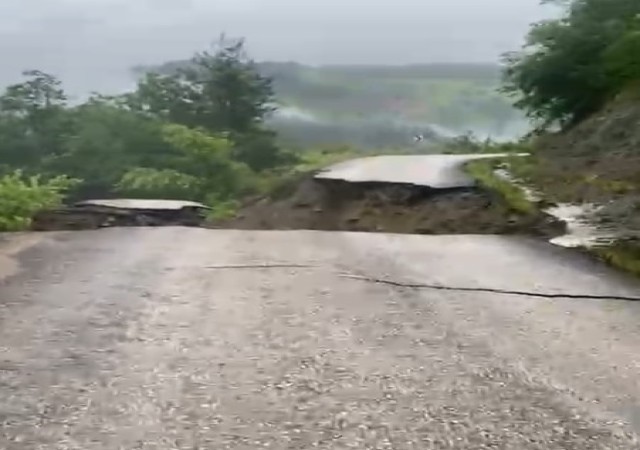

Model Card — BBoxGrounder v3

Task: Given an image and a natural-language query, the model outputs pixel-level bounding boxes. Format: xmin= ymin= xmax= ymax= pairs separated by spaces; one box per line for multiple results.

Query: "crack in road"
xmin=201 ymin=262 xmax=640 ymax=302
xmin=340 ymin=273 xmax=640 ymax=302
xmin=205 ymin=264 xmax=316 ymax=270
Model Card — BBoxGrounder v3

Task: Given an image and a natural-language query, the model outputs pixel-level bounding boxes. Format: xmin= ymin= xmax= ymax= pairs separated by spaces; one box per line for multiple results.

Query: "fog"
xmin=0 ymin=0 xmax=555 ymax=96
xmin=271 ymin=106 xmax=531 ymax=148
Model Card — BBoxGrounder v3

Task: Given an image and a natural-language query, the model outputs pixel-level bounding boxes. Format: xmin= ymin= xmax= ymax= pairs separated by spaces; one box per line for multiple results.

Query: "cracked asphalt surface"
xmin=315 ymin=154 xmax=526 ymax=188
xmin=2 ymin=228 xmax=640 ymax=448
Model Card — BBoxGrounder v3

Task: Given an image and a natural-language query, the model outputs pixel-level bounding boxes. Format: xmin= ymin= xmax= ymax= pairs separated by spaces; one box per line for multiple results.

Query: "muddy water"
xmin=546 ymin=204 xmax=619 ymax=248
xmin=495 ymin=167 xmax=620 ymax=249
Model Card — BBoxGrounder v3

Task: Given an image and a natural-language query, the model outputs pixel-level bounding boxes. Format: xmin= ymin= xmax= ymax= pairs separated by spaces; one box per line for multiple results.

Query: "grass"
xmin=206 ymin=199 xmax=240 ymax=221
xmin=591 ymin=242 xmax=640 ymax=277
xmin=250 ymin=146 xmax=366 ymax=202
xmin=582 ymin=175 xmax=637 ymax=195
xmin=465 ymin=160 xmax=538 ymax=215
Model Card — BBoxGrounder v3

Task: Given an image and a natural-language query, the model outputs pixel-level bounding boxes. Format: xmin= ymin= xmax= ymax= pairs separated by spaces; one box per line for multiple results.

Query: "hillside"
xmin=515 ymin=89 xmax=640 ymax=238
xmin=133 ymin=61 xmax=527 ymax=148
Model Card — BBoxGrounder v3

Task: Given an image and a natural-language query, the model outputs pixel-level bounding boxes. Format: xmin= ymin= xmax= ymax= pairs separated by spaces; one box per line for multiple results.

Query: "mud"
xmin=32 ymin=204 xmax=206 ymax=231
xmin=215 ymin=177 xmax=564 ymax=237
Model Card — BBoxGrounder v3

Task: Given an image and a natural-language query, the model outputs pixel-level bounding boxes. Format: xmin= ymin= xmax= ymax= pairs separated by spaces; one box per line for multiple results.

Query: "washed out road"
xmin=2 ymin=228 xmax=640 ymax=449
xmin=315 ymin=153 xmax=527 ymax=188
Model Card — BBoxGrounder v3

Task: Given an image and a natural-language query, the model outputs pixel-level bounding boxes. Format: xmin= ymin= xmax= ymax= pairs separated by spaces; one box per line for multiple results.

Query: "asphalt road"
xmin=315 ymin=154 xmax=527 ymax=188
xmin=2 ymin=227 xmax=640 ymax=449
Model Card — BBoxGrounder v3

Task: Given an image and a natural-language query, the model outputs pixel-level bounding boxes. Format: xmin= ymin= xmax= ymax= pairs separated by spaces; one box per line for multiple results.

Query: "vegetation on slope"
xmin=0 ymin=38 xmax=353 ymax=230
xmin=465 ymin=160 xmax=537 ymax=216
xmin=0 ymin=172 xmax=78 ymax=231
xmin=503 ymin=0 xmax=640 ymax=127
xmin=501 ymin=0 xmax=640 ymax=199
xmin=499 ymin=0 xmax=640 ymax=274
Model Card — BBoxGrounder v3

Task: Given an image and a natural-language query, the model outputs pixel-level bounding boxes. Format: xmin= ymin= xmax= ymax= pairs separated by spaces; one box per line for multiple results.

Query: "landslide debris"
xmin=213 ymin=175 xmax=563 ymax=236
xmin=31 ymin=200 xmax=208 ymax=231
xmin=529 ymin=91 xmax=640 ymax=208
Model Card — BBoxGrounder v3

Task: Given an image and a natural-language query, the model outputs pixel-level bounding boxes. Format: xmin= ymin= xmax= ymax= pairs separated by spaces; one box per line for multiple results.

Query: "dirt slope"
xmin=532 ymin=90 xmax=640 ymax=204
xmin=526 ymin=89 xmax=640 ymax=239
xmin=214 ymin=176 xmax=562 ymax=236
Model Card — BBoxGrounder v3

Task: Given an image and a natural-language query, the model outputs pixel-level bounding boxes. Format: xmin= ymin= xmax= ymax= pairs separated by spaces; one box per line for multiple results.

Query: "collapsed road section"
xmin=32 ymin=199 xmax=210 ymax=231
xmin=30 ymin=154 xmax=563 ymax=237
xmin=217 ymin=154 xmax=563 ymax=237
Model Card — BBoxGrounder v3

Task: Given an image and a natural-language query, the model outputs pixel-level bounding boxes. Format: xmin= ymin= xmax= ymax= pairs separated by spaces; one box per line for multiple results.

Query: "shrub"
xmin=116 ymin=168 xmax=204 ymax=200
xmin=0 ymin=171 xmax=79 ymax=231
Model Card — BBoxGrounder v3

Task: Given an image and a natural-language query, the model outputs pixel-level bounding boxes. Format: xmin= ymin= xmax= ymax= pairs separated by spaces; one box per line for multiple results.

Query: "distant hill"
xmin=133 ymin=61 xmax=502 ymax=81
xmin=133 ymin=61 xmax=527 ymax=148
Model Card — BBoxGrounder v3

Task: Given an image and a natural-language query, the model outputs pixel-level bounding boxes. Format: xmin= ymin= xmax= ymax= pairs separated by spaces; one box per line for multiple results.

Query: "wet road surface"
xmin=315 ymin=154 xmax=526 ymax=188
xmin=2 ymin=228 xmax=640 ymax=448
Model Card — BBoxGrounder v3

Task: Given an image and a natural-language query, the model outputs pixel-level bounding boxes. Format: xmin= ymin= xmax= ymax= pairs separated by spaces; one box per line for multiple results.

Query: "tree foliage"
xmin=116 ymin=168 xmax=203 ymax=200
xmin=130 ymin=36 xmax=289 ymax=171
xmin=0 ymin=171 xmax=78 ymax=231
xmin=0 ymin=70 xmax=74 ymax=168
xmin=0 ymin=37 xmax=300 ymax=229
xmin=503 ymin=0 xmax=640 ymax=126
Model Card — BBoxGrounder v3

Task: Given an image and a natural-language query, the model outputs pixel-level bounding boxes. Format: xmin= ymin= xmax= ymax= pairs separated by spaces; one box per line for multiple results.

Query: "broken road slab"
xmin=315 ymin=153 xmax=528 ymax=188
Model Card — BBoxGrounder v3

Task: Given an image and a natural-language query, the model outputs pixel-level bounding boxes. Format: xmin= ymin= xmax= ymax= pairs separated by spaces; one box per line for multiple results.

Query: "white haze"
xmin=274 ymin=106 xmax=530 ymax=143
xmin=0 ymin=0 xmax=557 ymax=97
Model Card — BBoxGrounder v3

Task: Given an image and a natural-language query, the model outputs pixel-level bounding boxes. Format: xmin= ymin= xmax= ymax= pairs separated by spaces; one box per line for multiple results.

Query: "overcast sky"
xmin=0 ymin=0 xmax=555 ymax=96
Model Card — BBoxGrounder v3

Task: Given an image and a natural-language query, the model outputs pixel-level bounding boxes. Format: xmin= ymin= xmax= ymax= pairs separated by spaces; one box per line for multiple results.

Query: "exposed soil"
xmin=32 ymin=205 xmax=206 ymax=231
xmin=530 ymin=91 xmax=640 ymax=203
xmin=213 ymin=176 xmax=564 ymax=236
xmin=523 ymin=90 xmax=640 ymax=240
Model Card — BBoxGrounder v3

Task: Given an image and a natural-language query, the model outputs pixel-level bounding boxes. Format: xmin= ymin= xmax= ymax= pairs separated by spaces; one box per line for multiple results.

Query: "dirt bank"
xmin=528 ymin=90 xmax=640 ymax=209
xmin=508 ymin=89 xmax=640 ymax=274
xmin=213 ymin=176 xmax=563 ymax=236
xmin=32 ymin=203 xmax=206 ymax=231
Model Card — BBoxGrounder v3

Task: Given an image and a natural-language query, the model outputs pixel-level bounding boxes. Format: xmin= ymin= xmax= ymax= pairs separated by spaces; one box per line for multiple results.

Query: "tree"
xmin=184 ymin=37 xmax=276 ymax=134
xmin=116 ymin=124 xmax=257 ymax=204
xmin=503 ymin=0 xmax=640 ymax=127
xmin=49 ymin=99 xmax=176 ymax=198
xmin=132 ymin=36 xmax=276 ymax=133
xmin=161 ymin=124 xmax=256 ymax=198
xmin=0 ymin=71 xmax=73 ymax=167
xmin=131 ymin=36 xmax=290 ymax=171
xmin=604 ymin=29 xmax=640 ymax=87
xmin=116 ymin=168 xmax=203 ymax=200
xmin=0 ymin=70 xmax=67 ymax=114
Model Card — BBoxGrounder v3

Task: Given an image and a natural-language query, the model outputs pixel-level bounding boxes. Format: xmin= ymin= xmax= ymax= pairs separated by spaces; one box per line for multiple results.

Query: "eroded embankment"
xmin=31 ymin=205 xmax=206 ymax=231
xmin=213 ymin=176 xmax=564 ymax=236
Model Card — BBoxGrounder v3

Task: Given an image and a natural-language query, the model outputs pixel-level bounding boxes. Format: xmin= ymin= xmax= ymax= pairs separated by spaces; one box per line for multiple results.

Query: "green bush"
xmin=204 ymin=194 xmax=240 ymax=221
xmin=465 ymin=160 xmax=537 ymax=215
xmin=503 ymin=0 xmax=640 ymax=126
xmin=605 ymin=30 xmax=640 ymax=87
xmin=116 ymin=168 xmax=204 ymax=200
xmin=0 ymin=171 xmax=79 ymax=231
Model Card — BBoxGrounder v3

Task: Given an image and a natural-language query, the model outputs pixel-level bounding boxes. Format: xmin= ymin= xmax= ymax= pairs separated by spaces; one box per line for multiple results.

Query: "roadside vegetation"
xmin=0 ymin=172 xmax=78 ymax=231
xmin=503 ymin=0 xmax=640 ymax=128
xmin=484 ymin=0 xmax=640 ymax=274
xmin=465 ymin=160 xmax=537 ymax=216
xmin=1 ymin=0 xmax=639 ymax=274
xmin=0 ymin=38 xmax=367 ymax=231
